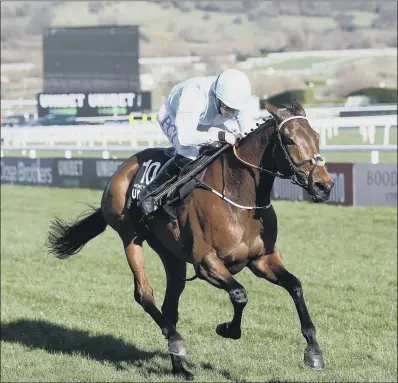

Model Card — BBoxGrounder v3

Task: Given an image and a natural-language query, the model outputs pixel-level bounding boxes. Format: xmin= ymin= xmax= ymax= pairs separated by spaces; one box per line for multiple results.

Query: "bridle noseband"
xmin=233 ymin=115 xmax=326 ymax=191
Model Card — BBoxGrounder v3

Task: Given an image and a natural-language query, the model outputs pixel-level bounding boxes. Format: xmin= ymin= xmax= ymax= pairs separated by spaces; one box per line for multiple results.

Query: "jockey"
xmin=138 ymin=68 xmax=254 ymax=216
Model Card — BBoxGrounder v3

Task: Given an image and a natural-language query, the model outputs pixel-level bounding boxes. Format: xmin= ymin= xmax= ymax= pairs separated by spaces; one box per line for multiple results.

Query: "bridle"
xmin=233 ymin=115 xmax=326 ymax=191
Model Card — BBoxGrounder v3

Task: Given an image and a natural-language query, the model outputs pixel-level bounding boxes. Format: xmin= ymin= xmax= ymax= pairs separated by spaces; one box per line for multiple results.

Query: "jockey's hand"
xmin=218 ymin=131 xmax=240 ymax=146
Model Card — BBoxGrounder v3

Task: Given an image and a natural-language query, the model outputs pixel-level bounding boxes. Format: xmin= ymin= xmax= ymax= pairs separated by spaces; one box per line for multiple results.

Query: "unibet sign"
xmin=39 ymin=93 xmax=86 ymax=108
xmin=37 ymin=91 xmax=152 ymax=117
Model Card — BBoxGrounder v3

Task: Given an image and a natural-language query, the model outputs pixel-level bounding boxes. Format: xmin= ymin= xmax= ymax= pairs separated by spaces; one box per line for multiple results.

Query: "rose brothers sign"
xmin=37 ymin=91 xmax=152 ymax=118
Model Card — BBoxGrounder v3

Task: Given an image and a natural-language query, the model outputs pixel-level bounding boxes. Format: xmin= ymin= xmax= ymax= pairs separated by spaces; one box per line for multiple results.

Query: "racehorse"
xmin=46 ymin=99 xmax=334 ymax=380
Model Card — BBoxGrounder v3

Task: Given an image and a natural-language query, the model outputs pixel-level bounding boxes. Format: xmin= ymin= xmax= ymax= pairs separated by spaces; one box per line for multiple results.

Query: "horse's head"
xmin=266 ymin=98 xmax=334 ymax=202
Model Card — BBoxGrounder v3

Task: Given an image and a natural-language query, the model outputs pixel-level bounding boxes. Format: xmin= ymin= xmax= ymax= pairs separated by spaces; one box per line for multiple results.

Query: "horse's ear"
xmin=265 ymin=101 xmax=283 ymax=122
xmin=292 ymin=97 xmax=306 ymax=117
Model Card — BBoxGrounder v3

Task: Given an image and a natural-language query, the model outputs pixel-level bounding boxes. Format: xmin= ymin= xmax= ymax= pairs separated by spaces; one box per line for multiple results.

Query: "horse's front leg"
xmin=155 ymin=247 xmax=194 ymax=380
xmin=248 ymin=248 xmax=325 ymax=370
xmin=198 ymin=254 xmax=248 ymax=340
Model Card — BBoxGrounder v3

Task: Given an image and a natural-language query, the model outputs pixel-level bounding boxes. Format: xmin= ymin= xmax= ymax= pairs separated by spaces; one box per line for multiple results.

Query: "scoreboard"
xmin=43 ymin=25 xmax=140 ymax=93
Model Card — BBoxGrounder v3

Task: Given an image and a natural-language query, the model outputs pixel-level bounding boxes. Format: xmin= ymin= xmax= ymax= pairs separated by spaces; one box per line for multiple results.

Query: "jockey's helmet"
xmin=214 ymin=69 xmax=252 ymax=111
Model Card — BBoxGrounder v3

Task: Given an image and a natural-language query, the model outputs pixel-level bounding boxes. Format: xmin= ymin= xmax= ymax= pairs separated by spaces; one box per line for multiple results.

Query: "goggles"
xmin=219 ymin=100 xmax=239 ymax=116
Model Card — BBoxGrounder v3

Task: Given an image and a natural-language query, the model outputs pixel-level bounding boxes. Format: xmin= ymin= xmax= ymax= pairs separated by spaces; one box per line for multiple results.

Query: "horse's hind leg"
xmin=248 ymin=248 xmax=325 ymax=370
xmin=101 ymin=156 xmax=185 ymax=355
xmin=104 ymin=223 xmax=185 ymax=361
xmin=120 ymin=233 xmax=186 ymax=350
xmin=198 ymin=254 xmax=248 ymax=340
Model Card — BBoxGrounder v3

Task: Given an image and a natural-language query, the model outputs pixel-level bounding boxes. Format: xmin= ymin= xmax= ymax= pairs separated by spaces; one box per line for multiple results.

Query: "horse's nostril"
xmin=314 ymin=182 xmax=329 ymax=193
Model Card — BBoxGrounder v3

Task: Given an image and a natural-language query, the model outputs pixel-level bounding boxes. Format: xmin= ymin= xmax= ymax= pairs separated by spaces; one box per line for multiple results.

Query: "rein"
xmin=233 ymin=116 xmax=326 ymax=189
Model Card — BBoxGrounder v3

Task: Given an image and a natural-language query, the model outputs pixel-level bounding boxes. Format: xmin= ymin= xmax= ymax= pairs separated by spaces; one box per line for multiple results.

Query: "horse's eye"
xmin=283 ymin=137 xmax=295 ymax=146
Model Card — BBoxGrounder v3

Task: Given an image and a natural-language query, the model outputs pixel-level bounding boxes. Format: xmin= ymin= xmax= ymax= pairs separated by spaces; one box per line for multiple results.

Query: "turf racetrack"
xmin=1 ymin=185 xmax=397 ymax=382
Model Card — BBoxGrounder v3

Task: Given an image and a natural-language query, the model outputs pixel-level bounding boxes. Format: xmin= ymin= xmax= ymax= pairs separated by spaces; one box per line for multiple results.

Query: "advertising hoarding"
xmin=37 ymin=91 xmax=152 ymax=118
xmin=51 ymin=158 xmax=123 ymax=189
xmin=1 ymin=158 xmax=396 ymax=208
xmin=272 ymin=163 xmax=354 ymax=206
xmin=1 ymin=158 xmax=53 ymax=186
xmin=354 ymin=163 xmax=397 ymax=207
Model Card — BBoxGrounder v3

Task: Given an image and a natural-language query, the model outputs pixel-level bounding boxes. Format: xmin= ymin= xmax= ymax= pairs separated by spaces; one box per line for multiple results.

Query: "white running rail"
xmin=1 ymin=115 xmax=396 ymax=149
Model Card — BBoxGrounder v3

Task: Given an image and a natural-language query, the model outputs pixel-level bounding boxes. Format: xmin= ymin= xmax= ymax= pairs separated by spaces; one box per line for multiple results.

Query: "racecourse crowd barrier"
xmin=1 ymin=115 xmax=397 ymax=149
xmin=1 ymin=157 xmax=396 ymax=207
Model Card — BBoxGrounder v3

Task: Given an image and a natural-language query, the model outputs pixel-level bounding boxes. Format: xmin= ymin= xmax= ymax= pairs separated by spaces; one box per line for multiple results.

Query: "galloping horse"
xmin=46 ymin=99 xmax=334 ymax=379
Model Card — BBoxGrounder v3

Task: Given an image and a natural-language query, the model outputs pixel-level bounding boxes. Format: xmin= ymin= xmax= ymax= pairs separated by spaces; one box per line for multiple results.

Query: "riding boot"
xmin=138 ymin=154 xmax=191 ymax=216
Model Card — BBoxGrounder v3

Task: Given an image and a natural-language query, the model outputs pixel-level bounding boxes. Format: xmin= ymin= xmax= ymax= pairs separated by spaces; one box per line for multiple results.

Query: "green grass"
xmin=322 ymin=152 xmax=397 ymax=164
xmin=322 ymin=127 xmax=398 ymax=163
xmin=51 ymin=1 xmax=261 ymax=41
xmin=50 ymin=2 xmax=376 ymax=36
xmin=326 ymin=128 xmax=397 ymax=146
xmin=350 ymin=11 xmax=378 ymax=27
xmin=1 ymin=185 xmax=397 ymax=382
xmin=264 ymin=57 xmax=332 ymax=70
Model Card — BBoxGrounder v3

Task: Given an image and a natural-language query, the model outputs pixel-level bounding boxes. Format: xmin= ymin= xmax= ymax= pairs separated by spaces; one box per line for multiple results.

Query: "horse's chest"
xmin=220 ymin=235 xmax=264 ymax=265
xmin=225 ymin=259 xmax=249 ymax=275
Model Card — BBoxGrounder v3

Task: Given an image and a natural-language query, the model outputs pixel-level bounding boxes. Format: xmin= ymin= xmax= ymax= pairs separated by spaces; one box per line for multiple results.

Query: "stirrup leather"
xmin=138 ymin=155 xmax=185 ymax=214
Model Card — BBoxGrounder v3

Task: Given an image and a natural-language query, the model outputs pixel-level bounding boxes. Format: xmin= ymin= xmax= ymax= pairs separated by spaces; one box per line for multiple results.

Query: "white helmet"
xmin=214 ymin=69 xmax=251 ymax=110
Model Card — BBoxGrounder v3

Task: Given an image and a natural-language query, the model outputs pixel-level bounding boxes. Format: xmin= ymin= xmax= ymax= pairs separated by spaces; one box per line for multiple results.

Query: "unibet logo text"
xmin=39 ymin=93 xmax=141 ymax=109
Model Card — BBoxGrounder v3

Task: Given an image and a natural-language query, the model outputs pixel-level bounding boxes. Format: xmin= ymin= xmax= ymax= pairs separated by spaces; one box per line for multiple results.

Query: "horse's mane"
xmin=240 ymin=102 xmax=303 ymax=143
xmin=241 ymin=116 xmax=276 ymax=142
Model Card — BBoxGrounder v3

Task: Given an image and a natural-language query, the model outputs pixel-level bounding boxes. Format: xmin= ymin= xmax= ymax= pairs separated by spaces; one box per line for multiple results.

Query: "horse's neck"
xmin=224 ymin=121 xmax=276 ymax=206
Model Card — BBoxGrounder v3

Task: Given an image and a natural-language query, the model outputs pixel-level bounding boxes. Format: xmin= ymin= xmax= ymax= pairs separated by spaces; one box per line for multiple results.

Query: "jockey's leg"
xmin=140 ymin=103 xmax=198 ymax=216
xmin=138 ymin=153 xmax=191 ymax=215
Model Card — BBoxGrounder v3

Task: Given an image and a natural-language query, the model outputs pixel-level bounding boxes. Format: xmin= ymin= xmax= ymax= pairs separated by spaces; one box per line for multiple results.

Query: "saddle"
xmin=127 ymin=144 xmax=229 ymax=221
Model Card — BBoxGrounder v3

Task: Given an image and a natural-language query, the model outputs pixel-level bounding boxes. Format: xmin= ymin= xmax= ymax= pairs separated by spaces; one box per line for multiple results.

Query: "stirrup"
xmin=140 ymin=195 xmax=159 ymax=216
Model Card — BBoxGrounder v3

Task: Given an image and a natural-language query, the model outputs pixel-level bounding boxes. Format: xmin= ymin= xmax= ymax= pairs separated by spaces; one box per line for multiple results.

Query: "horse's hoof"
xmin=172 ymin=366 xmax=194 ymax=381
xmin=304 ymin=347 xmax=325 ymax=370
xmin=168 ymin=337 xmax=188 ymax=357
xmin=216 ymin=322 xmax=241 ymax=340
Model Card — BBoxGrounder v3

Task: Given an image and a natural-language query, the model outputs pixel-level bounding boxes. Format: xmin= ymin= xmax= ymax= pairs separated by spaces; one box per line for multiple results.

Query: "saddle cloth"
xmin=129 ymin=147 xmax=175 ymax=203
xmin=127 ymin=144 xmax=225 ymax=218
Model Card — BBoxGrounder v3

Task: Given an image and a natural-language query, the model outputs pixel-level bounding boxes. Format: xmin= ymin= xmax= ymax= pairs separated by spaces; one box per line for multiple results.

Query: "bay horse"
xmin=46 ymin=99 xmax=334 ymax=379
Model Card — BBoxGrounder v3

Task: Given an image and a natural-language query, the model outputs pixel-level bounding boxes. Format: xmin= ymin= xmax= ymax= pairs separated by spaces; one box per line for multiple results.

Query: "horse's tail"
xmin=45 ymin=207 xmax=107 ymax=259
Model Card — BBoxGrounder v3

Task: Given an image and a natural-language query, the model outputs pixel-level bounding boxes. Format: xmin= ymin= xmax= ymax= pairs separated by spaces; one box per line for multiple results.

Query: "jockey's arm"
xmin=175 ymin=86 xmax=228 ymax=146
xmin=176 ymin=113 xmax=226 ymax=146
xmin=234 ymin=107 xmax=257 ymax=136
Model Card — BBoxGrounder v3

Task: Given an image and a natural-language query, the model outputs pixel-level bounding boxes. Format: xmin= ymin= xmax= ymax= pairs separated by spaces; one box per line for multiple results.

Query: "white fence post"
xmin=383 ymin=125 xmax=391 ymax=145
xmin=368 ymin=125 xmax=376 ymax=145
xmin=320 ymin=127 xmax=327 ymax=146
xmin=130 ymin=131 xmax=137 ymax=147
xmin=371 ymin=150 xmax=379 ymax=164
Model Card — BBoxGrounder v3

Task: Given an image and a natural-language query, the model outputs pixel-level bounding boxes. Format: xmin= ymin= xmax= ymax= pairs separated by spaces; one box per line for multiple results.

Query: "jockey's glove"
xmin=218 ymin=131 xmax=240 ymax=146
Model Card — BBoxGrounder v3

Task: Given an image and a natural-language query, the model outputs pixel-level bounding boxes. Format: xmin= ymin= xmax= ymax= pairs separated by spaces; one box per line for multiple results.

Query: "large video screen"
xmin=43 ymin=26 xmax=140 ymax=93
